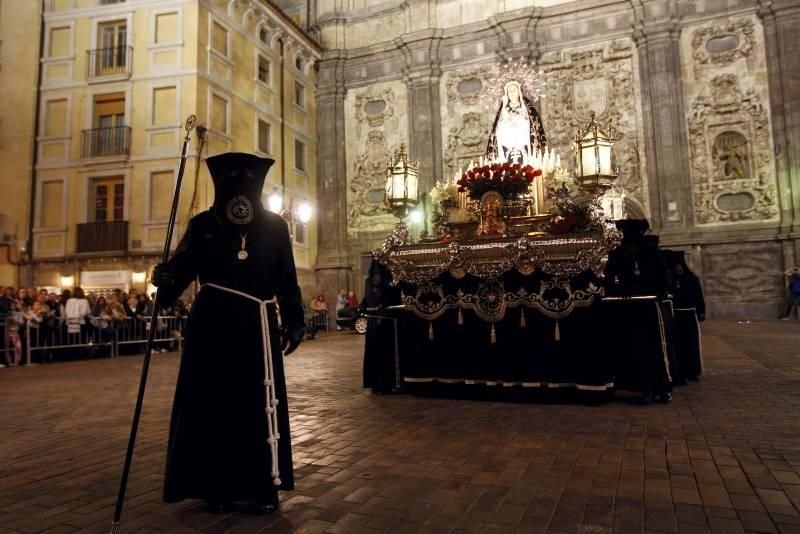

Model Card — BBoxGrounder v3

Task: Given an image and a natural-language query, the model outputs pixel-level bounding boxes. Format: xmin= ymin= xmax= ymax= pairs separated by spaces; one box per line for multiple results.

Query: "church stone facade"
xmin=311 ymin=0 xmax=800 ymax=319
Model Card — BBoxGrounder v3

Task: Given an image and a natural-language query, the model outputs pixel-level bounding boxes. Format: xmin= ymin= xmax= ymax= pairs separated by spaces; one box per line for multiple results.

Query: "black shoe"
xmin=207 ymin=500 xmax=233 ymax=514
xmin=248 ymin=501 xmax=278 ymax=515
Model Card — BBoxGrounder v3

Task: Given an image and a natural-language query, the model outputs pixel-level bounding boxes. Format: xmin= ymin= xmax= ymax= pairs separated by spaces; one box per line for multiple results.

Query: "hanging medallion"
xmin=226 ymin=195 xmax=255 ymax=225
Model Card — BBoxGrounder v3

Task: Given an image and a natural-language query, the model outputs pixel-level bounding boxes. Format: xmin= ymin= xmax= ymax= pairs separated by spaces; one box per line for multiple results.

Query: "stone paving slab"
xmin=0 ymin=320 xmax=799 ymax=533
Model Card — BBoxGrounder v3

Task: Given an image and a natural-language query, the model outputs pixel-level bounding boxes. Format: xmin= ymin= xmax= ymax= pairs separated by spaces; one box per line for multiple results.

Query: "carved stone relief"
xmin=440 ymin=65 xmax=497 ymax=181
xmin=691 ymin=19 xmax=755 ymax=76
xmin=702 ymin=242 xmax=783 ymax=300
xmin=345 ymin=81 xmax=408 ymax=236
xmin=681 ymin=16 xmax=778 ymax=225
xmin=538 ymin=39 xmax=650 ymax=218
xmin=354 ymin=87 xmax=395 ymax=137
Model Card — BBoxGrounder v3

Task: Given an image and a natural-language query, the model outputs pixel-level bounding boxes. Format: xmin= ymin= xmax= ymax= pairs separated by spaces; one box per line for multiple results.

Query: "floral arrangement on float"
xmin=547 ymin=173 xmax=591 ymax=235
xmin=456 ymin=162 xmax=541 ymax=200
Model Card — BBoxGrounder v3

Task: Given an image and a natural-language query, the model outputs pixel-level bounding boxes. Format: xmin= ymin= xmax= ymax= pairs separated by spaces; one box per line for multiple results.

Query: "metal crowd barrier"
xmin=307 ymin=310 xmax=328 ymax=330
xmin=22 ymin=315 xmax=187 ymax=363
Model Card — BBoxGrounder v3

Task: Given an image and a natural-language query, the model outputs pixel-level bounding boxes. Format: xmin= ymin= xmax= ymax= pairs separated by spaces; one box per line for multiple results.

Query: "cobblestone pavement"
xmin=1 ymin=320 xmax=800 ymax=533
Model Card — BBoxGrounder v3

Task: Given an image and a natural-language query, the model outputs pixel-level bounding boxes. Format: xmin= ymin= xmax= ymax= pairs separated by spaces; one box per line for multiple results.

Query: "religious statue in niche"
xmin=486 ymin=81 xmax=547 ymax=164
xmin=712 ymin=131 xmax=750 ymax=180
xmin=484 ymin=62 xmax=547 ymax=165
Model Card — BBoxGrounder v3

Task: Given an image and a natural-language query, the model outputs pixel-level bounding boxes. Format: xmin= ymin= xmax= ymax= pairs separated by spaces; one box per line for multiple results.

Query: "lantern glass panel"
xmin=598 ymin=143 xmax=612 ymax=175
xmin=406 ymin=172 xmax=418 ymax=201
xmin=580 ymin=145 xmax=597 ymax=176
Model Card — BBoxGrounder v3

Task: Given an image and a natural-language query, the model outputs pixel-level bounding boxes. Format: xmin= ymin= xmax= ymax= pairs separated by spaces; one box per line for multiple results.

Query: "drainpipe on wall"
xmin=24 ymin=0 xmax=47 ymax=286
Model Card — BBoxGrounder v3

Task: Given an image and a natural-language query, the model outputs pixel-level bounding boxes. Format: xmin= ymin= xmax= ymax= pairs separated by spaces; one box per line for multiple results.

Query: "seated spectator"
xmin=307 ymin=295 xmax=328 ymax=340
xmin=347 ymin=291 xmax=359 ymax=309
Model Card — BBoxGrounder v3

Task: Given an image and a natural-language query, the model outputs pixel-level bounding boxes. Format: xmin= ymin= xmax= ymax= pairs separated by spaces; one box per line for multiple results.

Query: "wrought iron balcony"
xmin=87 ymin=46 xmax=132 ymax=79
xmin=77 ymin=220 xmax=128 ymax=254
xmin=82 ymin=126 xmax=131 ymax=159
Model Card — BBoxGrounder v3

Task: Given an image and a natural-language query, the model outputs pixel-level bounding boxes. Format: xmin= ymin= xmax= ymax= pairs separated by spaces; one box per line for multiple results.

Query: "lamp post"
xmin=267 ymin=187 xmax=314 ymax=241
xmin=574 ymin=112 xmax=619 ymax=195
xmin=384 ymin=144 xmax=419 ymax=231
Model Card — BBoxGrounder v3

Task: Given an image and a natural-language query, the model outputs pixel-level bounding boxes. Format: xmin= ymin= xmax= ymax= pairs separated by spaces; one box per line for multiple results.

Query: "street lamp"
xmin=268 ymin=188 xmax=283 ymax=213
xmin=296 ymin=201 xmax=313 ymax=225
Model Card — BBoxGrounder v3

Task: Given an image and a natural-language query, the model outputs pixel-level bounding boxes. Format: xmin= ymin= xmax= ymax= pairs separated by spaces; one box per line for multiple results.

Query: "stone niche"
xmin=344 ymin=80 xmax=409 ymax=237
xmin=681 ymin=16 xmax=778 ymax=226
xmin=538 ymin=38 xmax=650 ymax=219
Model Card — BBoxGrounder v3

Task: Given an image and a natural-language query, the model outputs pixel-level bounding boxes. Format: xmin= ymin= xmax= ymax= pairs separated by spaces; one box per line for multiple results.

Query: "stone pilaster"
xmin=633 ymin=19 xmax=692 ymax=233
xmin=758 ymin=0 xmax=800 ymax=235
xmin=315 ymin=51 xmax=353 ymax=308
xmin=396 ymin=30 xmax=444 ymax=193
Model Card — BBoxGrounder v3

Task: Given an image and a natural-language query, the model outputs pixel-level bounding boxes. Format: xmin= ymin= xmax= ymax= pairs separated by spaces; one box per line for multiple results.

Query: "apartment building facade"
xmin=28 ymin=0 xmax=319 ymax=295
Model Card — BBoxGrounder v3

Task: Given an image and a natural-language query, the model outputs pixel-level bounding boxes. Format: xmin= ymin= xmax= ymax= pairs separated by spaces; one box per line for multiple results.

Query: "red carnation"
xmin=533 ymin=169 xmax=543 ymax=177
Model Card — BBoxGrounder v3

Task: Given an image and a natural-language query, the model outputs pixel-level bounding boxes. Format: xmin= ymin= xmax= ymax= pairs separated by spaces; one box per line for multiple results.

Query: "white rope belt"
xmin=203 ymin=283 xmax=283 ymax=486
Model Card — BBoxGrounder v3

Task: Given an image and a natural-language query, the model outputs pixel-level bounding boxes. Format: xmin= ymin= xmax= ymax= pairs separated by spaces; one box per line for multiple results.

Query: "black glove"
xmin=151 ymin=262 xmax=175 ymax=288
xmin=281 ymin=326 xmax=306 ymax=356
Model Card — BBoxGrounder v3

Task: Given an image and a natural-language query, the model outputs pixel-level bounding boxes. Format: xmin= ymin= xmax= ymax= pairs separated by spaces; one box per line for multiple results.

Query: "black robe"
xmin=602 ymin=223 xmax=673 ymax=397
xmin=161 ymin=208 xmax=304 ymax=503
xmin=665 ymin=252 xmax=705 ymax=381
xmin=362 ymin=261 xmax=400 ymax=393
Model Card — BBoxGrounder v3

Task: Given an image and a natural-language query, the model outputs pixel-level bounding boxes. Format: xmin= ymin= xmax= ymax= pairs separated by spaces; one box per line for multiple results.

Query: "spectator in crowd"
xmin=17 ymin=288 xmax=32 ymax=307
xmin=307 ymin=294 xmax=328 ymax=340
xmin=780 ymin=266 xmax=800 ymax=320
xmin=87 ymin=292 xmax=98 ymax=309
xmin=126 ymin=289 xmax=138 ymax=316
xmin=347 ymin=291 xmax=359 ymax=309
xmin=108 ymin=293 xmax=127 ymax=325
xmin=335 ymin=289 xmax=347 ymax=330
xmin=1 ymin=287 xmax=14 ymax=314
xmin=92 ymin=295 xmax=111 ymax=319
xmin=3 ymin=299 xmax=24 ymax=367
xmin=65 ymin=287 xmax=91 ymax=337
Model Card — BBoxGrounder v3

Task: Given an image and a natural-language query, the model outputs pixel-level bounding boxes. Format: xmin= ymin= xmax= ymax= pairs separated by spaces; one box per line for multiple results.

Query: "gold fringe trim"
xmin=520 ymin=308 xmax=526 ymax=328
xmin=490 ymin=323 xmax=496 ymax=344
xmin=554 ymin=319 xmax=561 ymax=342
xmin=457 ymin=307 xmax=463 ymax=325
xmin=428 ymin=321 xmax=434 ymax=340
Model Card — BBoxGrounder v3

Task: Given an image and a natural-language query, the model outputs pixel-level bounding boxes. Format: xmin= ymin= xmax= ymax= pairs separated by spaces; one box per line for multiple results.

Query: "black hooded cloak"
xmin=601 ymin=220 xmax=673 ymax=399
xmin=160 ymin=152 xmax=304 ymax=504
xmin=362 ymin=260 xmax=400 ymax=393
xmin=663 ymin=250 xmax=705 ymax=380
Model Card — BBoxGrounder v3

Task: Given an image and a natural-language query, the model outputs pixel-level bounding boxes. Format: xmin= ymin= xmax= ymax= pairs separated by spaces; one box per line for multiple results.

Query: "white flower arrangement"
xmin=550 ymin=167 xmax=576 ymax=194
xmin=429 ymin=182 xmax=459 ymax=207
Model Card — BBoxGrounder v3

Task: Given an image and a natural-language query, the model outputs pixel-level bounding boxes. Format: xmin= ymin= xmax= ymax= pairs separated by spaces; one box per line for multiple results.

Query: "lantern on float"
xmin=574 ymin=111 xmax=618 ymax=194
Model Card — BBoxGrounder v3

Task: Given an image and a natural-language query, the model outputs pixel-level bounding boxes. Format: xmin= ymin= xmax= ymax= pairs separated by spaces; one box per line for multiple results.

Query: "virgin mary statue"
xmin=486 ymin=81 xmax=547 ymax=164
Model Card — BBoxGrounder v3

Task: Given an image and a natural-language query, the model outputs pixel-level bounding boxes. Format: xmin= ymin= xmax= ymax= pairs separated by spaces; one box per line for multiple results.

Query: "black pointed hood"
xmin=207 ymin=152 xmax=274 ymax=221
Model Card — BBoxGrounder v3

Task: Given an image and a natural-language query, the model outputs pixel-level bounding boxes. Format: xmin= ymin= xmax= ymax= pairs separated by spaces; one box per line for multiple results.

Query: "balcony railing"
xmin=87 ymin=46 xmax=132 ymax=79
xmin=46 ymin=0 xmax=126 ymax=11
xmin=77 ymin=220 xmax=128 ymax=254
xmin=82 ymin=126 xmax=131 ymax=159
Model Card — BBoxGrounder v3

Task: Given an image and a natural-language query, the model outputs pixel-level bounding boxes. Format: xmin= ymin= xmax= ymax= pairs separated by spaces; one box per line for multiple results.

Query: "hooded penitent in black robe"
xmin=362 ymin=260 xmax=400 ymax=393
xmin=160 ymin=153 xmax=305 ymax=505
xmin=602 ymin=219 xmax=673 ymax=401
xmin=663 ymin=250 xmax=705 ymax=381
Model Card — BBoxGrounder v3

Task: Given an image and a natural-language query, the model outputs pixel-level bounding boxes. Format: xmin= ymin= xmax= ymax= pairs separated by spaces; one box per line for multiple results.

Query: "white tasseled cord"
xmin=204 ymin=283 xmax=282 ymax=486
